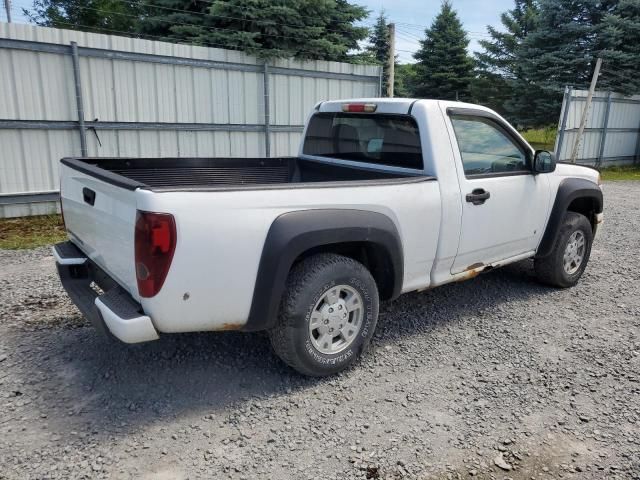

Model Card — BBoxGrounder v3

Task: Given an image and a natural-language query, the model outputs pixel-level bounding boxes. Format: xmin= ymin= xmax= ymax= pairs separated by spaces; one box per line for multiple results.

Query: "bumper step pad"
xmin=52 ymin=241 xmax=87 ymax=265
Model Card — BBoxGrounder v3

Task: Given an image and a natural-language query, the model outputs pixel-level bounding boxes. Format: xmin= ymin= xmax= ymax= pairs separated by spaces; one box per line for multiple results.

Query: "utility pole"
xmin=387 ymin=22 xmax=395 ymax=98
xmin=4 ymin=0 xmax=12 ymax=23
xmin=570 ymin=57 xmax=602 ymax=164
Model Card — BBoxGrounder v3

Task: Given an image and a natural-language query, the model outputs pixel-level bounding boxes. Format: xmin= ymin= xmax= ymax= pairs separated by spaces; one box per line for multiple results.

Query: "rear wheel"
xmin=535 ymin=212 xmax=593 ymax=288
xmin=269 ymin=253 xmax=379 ymax=376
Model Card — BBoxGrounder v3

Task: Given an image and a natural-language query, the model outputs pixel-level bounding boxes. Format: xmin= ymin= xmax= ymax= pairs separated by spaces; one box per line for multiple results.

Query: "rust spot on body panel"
xmin=456 ymin=262 xmax=485 ymax=282
xmin=466 ymin=262 xmax=485 ymax=271
xmin=218 ymin=322 xmax=243 ymax=331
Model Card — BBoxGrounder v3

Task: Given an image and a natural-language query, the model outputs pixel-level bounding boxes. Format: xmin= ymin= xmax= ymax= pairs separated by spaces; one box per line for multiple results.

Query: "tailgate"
xmin=60 ymin=163 xmax=140 ymax=300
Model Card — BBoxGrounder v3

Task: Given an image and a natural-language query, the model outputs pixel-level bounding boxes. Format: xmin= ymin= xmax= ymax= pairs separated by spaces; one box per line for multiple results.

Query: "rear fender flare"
xmin=243 ymin=209 xmax=403 ymax=331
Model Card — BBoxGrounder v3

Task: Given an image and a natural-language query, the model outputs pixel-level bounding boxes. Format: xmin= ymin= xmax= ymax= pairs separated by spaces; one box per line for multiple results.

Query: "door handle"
xmin=82 ymin=187 xmax=96 ymax=206
xmin=466 ymin=188 xmax=490 ymax=205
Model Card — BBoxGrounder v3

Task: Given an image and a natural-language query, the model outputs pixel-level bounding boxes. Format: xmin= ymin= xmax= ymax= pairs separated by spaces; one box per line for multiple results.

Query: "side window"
xmin=450 ymin=116 xmax=529 ymax=177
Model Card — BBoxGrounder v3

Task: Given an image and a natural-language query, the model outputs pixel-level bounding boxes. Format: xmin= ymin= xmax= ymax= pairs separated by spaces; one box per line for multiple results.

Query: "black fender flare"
xmin=536 ymin=178 xmax=603 ymax=258
xmin=243 ymin=209 xmax=404 ymax=331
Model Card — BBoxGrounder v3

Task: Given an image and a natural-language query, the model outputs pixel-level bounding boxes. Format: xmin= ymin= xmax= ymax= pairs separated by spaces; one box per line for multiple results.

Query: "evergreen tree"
xmin=473 ymin=0 xmax=544 ymax=126
xmin=600 ymin=0 xmax=640 ymax=95
xmin=518 ymin=0 xmax=618 ymax=124
xmin=475 ymin=0 xmax=538 ymax=77
xmin=189 ymin=0 xmax=370 ymax=60
xmin=469 ymin=72 xmax=512 ymax=117
xmin=413 ymin=1 xmax=474 ymax=100
xmin=394 ymin=63 xmax=419 ymax=97
xmin=366 ymin=10 xmax=391 ymax=94
xmin=25 ymin=0 xmax=139 ymax=34
xmin=521 ymin=0 xmax=617 ymax=91
xmin=324 ymin=0 xmax=370 ymax=62
xmin=26 ymin=0 xmax=370 ymax=61
xmin=137 ymin=0 xmax=209 ymax=43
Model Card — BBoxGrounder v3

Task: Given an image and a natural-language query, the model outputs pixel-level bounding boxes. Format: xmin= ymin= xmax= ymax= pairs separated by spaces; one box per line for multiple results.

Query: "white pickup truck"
xmin=54 ymin=98 xmax=603 ymax=376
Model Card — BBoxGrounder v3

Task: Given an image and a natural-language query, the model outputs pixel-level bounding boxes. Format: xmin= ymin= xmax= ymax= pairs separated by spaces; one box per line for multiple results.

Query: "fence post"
xmin=570 ymin=57 xmax=602 ymax=164
xmin=556 ymin=86 xmax=572 ymax=160
xmin=634 ymin=119 xmax=640 ymax=165
xmin=263 ymin=61 xmax=271 ymax=158
xmin=597 ymin=91 xmax=612 ymax=167
xmin=70 ymin=41 xmax=87 ymax=157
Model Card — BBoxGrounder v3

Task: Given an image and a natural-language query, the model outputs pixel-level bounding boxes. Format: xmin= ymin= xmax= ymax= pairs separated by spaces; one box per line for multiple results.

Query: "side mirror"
xmin=533 ymin=150 xmax=556 ymax=174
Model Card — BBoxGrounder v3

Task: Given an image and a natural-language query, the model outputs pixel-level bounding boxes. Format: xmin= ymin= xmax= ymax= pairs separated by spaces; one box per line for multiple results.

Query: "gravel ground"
xmin=0 ymin=181 xmax=638 ymax=480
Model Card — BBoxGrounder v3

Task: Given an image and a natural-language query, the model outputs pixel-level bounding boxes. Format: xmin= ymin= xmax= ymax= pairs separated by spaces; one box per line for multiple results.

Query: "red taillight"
xmin=134 ymin=211 xmax=177 ymax=298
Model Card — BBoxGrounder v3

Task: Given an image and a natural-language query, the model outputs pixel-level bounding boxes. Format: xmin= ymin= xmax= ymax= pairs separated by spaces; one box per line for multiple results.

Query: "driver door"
xmin=447 ymin=111 xmax=551 ymax=274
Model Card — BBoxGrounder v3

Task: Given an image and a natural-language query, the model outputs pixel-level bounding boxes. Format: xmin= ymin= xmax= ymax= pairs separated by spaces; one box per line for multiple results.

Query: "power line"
xmin=394 ymin=31 xmax=421 ymax=45
xmin=396 ymin=21 xmax=493 ymax=38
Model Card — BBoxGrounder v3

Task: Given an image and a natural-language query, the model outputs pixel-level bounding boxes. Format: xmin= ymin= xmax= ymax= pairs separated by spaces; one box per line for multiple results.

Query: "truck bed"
xmin=61 ymin=157 xmax=412 ymax=191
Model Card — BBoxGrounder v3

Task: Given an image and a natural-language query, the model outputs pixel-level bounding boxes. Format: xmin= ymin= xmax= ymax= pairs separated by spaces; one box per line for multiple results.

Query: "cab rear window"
xmin=302 ymin=113 xmax=423 ymax=170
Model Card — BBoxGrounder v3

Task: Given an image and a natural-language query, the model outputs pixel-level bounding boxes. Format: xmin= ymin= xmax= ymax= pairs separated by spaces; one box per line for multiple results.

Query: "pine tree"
xmin=394 ymin=63 xmax=419 ymax=97
xmin=473 ymin=0 xmax=544 ymax=126
xmin=190 ymin=0 xmax=370 ymax=60
xmin=413 ymin=1 xmax=474 ymax=100
xmin=475 ymin=0 xmax=538 ymax=77
xmin=137 ymin=0 xmax=209 ymax=43
xmin=324 ymin=0 xmax=370 ymax=62
xmin=26 ymin=0 xmax=370 ymax=61
xmin=521 ymin=0 xmax=616 ymax=91
xmin=366 ymin=10 xmax=391 ymax=94
xmin=25 ymin=0 xmax=139 ymax=34
xmin=600 ymin=0 xmax=640 ymax=95
xmin=518 ymin=0 xmax=619 ymax=124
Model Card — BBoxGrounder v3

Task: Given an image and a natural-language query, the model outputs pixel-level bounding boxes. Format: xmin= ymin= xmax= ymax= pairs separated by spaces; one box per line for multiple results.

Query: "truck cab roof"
xmin=317 ymin=98 xmax=495 ymax=116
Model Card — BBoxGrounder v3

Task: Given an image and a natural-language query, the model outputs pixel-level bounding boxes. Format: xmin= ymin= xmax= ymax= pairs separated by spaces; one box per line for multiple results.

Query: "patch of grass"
xmin=0 ymin=214 xmax=67 ymax=249
xmin=599 ymin=165 xmax=640 ymax=181
xmin=521 ymin=126 xmax=557 ymax=151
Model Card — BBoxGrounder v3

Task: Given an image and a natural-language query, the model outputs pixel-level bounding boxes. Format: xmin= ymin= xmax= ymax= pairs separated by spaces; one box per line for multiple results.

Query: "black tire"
xmin=269 ymin=253 xmax=379 ymax=377
xmin=535 ymin=212 xmax=593 ymax=288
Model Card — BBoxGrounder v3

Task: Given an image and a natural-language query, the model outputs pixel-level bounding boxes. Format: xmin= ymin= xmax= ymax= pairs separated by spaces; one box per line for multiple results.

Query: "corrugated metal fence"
xmin=555 ymin=87 xmax=640 ymax=166
xmin=0 ymin=22 xmax=382 ymax=218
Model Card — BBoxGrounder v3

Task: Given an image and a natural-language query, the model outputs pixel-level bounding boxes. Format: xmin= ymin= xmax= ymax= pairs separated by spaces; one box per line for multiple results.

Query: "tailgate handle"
xmin=82 ymin=188 xmax=96 ymax=206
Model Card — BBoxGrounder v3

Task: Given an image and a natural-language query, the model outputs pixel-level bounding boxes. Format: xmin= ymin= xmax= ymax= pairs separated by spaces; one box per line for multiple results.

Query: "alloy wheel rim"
xmin=563 ymin=230 xmax=586 ymax=275
xmin=308 ymin=284 xmax=364 ymax=355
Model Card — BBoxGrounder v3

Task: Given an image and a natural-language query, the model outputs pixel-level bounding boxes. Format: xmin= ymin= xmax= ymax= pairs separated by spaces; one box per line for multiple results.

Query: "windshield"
xmin=302 ymin=113 xmax=423 ymax=170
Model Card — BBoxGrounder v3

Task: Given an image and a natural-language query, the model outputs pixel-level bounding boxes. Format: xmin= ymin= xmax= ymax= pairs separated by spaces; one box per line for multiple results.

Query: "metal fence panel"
xmin=0 ymin=22 xmax=381 ymax=218
xmin=555 ymin=88 xmax=640 ymax=165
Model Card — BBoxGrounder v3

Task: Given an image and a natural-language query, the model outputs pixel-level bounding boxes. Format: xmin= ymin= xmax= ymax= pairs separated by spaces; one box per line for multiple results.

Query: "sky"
xmin=357 ymin=0 xmax=514 ymax=63
xmin=2 ymin=0 xmax=513 ymax=63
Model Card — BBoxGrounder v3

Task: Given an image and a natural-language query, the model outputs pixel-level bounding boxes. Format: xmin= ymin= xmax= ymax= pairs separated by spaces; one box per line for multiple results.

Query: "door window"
xmin=450 ymin=116 xmax=529 ymax=176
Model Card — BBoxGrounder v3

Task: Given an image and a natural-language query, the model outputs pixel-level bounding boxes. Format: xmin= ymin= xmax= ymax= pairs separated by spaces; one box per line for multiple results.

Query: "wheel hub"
xmin=308 ymin=285 xmax=364 ymax=355
xmin=322 ymin=300 xmax=348 ymax=331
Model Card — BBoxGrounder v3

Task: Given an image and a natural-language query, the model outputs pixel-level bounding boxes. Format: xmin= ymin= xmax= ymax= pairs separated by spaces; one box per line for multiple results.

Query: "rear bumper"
xmin=53 ymin=241 xmax=159 ymax=343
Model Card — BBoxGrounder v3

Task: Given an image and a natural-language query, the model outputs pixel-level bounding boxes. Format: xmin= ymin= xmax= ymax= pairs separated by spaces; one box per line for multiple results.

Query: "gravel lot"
xmin=1 ymin=181 xmax=638 ymax=480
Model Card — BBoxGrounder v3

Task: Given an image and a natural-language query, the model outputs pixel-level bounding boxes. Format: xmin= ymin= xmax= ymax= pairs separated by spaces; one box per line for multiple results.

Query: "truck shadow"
xmin=6 ymin=259 xmax=556 ymax=439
